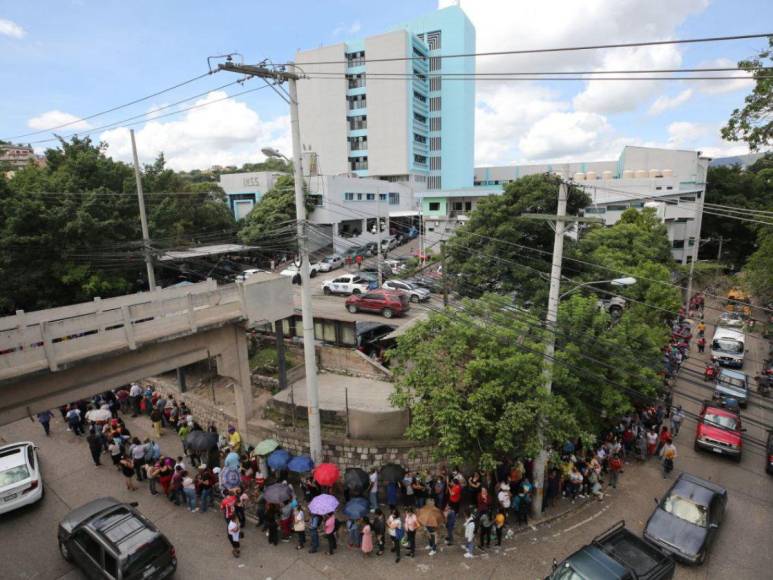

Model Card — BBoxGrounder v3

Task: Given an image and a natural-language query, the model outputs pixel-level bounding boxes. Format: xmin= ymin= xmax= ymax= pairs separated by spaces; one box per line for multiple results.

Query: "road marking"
xmin=562 ymin=504 xmax=610 ymax=533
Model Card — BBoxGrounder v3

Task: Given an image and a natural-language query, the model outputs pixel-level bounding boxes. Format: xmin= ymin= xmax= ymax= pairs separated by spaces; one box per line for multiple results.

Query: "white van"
xmin=710 ymin=327 xmax=745 ymax=368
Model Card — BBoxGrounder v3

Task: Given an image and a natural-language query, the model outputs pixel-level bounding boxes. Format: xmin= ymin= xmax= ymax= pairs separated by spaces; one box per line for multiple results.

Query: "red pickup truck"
xmin=694 ymin=402 xmax=743 ymax=462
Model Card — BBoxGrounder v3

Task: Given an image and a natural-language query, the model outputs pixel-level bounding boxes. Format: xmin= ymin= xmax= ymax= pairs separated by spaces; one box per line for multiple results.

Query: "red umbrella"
xmin=313 ymin=463 xmax=340 ymax=487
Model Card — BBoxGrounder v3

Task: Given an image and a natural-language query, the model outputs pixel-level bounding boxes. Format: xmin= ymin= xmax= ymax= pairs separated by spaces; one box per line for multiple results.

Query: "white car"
xmin=236 ymin=268 xmax=264 ymax=281
xmin=0 ymin=441 xmax=43 ymax=514
xmin=382 ymin=279 xmax=431 ymax=302
xmin=318 ymin=255 xmax=344 ymax=272
xmin=280 ymin=262 xmax=320 ymax=282
xmin=322 ymin=274 xmax=370 ymax=296
xmin=380 ymin=237 xmax=398 ymax=252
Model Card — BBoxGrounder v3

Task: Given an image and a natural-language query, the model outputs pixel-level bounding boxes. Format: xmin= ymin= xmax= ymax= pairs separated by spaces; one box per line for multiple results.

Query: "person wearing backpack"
xmin=608 ymin=454 xmax=623 ymax=489
xmin=387 ymin=508 xmax=403 ymax=563
xmin=463 ymin=509 xmax=476 ymax=559
xmin=324 ymin=512 xmax=337 ymax=555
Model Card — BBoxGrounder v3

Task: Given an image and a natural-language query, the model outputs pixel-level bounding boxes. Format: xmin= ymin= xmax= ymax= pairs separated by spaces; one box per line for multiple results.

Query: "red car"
xmin=345 ymin=289 xmax=410 ymax=319
xmin=694 ymin=402 xmax=744 ymax=461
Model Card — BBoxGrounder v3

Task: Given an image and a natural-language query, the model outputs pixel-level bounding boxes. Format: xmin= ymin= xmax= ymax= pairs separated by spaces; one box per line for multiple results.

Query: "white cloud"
xmin=27 ymin=110 xmax=91 ymax=131
xmin=99 ymin=91 xmax=290 ymax=171
xmin=648 ymin=89 xmax=693 ymax=116
xmin=519 ymin=111 xmax=612 ymax=160
xmin=332 ymin=20 xmax=361 ymax=37
xmin=694 ymin=58 xmax=754 ymax=95
xmin=0 ymin=18 xmax=25 ymax=39
xmin=667 ymin=121 xmax=709 ymax=147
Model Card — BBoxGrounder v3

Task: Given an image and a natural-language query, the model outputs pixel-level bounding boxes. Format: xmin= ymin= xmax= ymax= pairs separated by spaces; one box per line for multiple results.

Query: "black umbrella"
xmin=344 ymin=468 xmax=369 ymax=494
xmin=379 ymin=463 xmax=406 ymax=483
xmin=264 ymin=483 xmax=293 ymax=504
xmin=184 ymin=431 xmax=218 ymax=452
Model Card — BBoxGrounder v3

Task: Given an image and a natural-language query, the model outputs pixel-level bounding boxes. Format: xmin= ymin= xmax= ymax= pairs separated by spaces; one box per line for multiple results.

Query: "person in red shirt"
xmin=477 ymin=487 xmax=492 ymax=514
xmin=449 ymin=479 xmax=462 ymax=512
xmin=220 ymin=489 xmax=237 ymax=524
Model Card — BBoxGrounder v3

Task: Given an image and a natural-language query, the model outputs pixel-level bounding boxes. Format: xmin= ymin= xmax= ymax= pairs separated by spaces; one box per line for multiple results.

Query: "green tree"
xmin=389 ymin=295 xmax=581 ymax=470
xmin=743 ymin=228 xmax=773 ymax=304
xmin=444 ymin=174 xmax=590 ymax=303
xmin=237 ymin=175 xmax=314 ymax=250
xmin=721 ymin=37 xmax=773 ymax=151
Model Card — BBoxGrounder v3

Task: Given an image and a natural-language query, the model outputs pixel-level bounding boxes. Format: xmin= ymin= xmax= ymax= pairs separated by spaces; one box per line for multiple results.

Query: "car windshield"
xmin=124 ymin=537 xmax=169 ymax=578
xmin=0 ymin=465 xmax=30 ymax=487
xmin=713 ymin=339 xmax=743 ymax=353
xmin=704 ymin=412 xmax=737 ymax=430
xmin=663 ymin=494 xmax=708 ymax=527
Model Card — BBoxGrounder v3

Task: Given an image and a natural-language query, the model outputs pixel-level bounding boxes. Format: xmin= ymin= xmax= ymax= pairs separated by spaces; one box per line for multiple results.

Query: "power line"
xmin=3 ymin=70 xmax=216 ymax=141
xmin=290 ymin=33 xmax=773 ymax=66
xmin=702 ymin=210 xmax=773 ymax=226
xmin=704 ymin=202 xmax=773 ymax=215
xmin=310 ymin=66 xmax=766 ymax=76
xmin=305 ymin=74 xmax=765 ymax=82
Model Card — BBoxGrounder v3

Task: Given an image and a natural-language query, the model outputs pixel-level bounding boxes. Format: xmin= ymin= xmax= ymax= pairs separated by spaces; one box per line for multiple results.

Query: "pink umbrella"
xmin=309 ymin=493 xmax=339 ymax=515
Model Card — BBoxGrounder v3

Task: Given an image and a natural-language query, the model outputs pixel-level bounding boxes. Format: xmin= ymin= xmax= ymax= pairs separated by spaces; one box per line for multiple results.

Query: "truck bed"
xmin=595 ymin=522 xmax=675 ymax=580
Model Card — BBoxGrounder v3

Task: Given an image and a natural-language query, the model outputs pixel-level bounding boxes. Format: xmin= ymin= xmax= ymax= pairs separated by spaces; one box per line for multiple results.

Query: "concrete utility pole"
xmin=685 ymin=186 xmax=706 ymax=308
xmin=130 ymin=129 xmax=156 ymax=291
xmin=523 ymin=182 xmax=601 ymax=516
xmin=717 ymin=235 xmax=723 ymax=261
xmin=219 ymin=60 xmax=322 ymax=462
xmin=377 ymin=192 xmax=383 ymax=286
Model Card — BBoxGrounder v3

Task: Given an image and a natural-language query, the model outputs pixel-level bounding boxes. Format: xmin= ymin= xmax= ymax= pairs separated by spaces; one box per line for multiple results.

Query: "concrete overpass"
xmin=0 ymin=274 xmax=294 ymax=429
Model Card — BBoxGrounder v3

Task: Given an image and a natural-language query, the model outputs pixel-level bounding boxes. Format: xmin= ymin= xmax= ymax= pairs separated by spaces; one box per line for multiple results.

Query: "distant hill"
xmin=709 ymin=153 xmax=767 ymax=168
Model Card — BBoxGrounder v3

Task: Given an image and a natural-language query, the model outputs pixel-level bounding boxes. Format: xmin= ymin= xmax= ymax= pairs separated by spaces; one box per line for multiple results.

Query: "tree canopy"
xmin=721 ymin=37 xmax=773 ymax=151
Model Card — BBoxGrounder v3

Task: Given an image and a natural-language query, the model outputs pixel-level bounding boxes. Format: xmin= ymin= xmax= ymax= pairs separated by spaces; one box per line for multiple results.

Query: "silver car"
xmin=318 ymin=255 xmax=344 ymax=272
xmin=718 ymin=312 xmax=744 ymax=328
xmin=0 ymin=441 xmax=43 ymax=514
xmin=382 ymin=279 xmax=431 ymax=302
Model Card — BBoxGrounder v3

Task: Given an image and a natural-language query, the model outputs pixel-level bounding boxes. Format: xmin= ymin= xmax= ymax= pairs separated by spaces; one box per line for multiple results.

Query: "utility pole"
xmin=685 ymin=166 xmax=707 ymax=308
xmin=523 ymin=181 xmax=601 ymax=516
xmin=440 ymin=240 xmax=449 ymax=307
xmin=377 ymin=192 xmax=383 ymax=286
xmin=717 ymin=235 xmax=723 ymax=261
xmin=219 ymin=60 xmax=322 ymax=462
xmin=130 ymin=129 xmax=156 ymax=291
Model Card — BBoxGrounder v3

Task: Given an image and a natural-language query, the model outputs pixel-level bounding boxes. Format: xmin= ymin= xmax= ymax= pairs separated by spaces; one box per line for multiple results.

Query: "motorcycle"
xmin=757 ymin=373 xmax=771 ymax=397
xmin=704 ymin=363 xmax=718 ymax=382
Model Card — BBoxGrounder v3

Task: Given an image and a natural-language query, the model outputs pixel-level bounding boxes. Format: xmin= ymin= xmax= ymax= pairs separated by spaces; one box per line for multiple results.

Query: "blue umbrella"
xmin=267 ymin=448 xmax=291 ymax=471
xmin=287 ymin=455 xmax=314 ymax=473
xmin=342 ymin=497 xmax=370 ymax=520
xmin=224 ymin=451 xmax=240 ymax=469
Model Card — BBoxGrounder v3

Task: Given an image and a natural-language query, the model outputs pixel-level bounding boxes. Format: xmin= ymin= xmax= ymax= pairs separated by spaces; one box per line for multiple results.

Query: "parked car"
xmin=0 ymin=441 xmax=43 ymax=515
xmin=407 ymin=275 xmax=443 ymax=294
xmin=718 ymin=311 xmax=745 ymax=328
xmin=694 ymin=401 xmax=744 ymax=461
xmin=549 ymin=521 xmax=675 ymax=580
xmin=322 ymin=274 xmax=370 ymax=296
xmin=59 ymin=497 xmax=176 ymax=579
xmin=714 ymin=368 xmax=749 ymax=407
xmin=345 ymin=289 xmax=410 ymax=319
xmin=767 ymin=431 xmax=773 ymax=474
xmin=236 ymin=268 xmax=264 ymax=281
xmin=359 ymin=265 xmax=392 ymax=280
xmin=363 ymin=241 xmax=379 ymax=256
xmin=643 ymin=473 xmax=727 ymax=565
xmin=382 ymin=279 xmax=431 ymax=302
xmin=380 ymin=237 xmax=398 ymax=252
xmin=318 ymin=255 xmax=344 ymax=272
xmin=280 ymin=262 xmax=320 ymax=284
xmin=342 ymin=246 xmax=370 ymax=260
xmin=710 ymin=327 xmax=745 ymax=368
xmin=352 ymin=271 xmax=379 ymax=289
xmin=355 ymin=321 xmax=397 ymax=357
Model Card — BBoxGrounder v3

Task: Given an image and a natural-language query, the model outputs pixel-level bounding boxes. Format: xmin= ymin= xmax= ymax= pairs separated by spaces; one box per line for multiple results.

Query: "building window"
xmin=425 ymin=30 xmax=441 ymax=50
xmin=679 ymin=196 xmax=695 ymax=202
xmin=379 ymin=193 xmax=387 ymax=201
xmin=427 ymin=175 xmax=442 ymax=190
xmin=344 ymin=193 xmax=354 ymax=201
xmin=584 ymin=207 xmax=606 ymax=214
xmin=430 ymin=137 xmax=441 ymax=151
xmin=349 ymin=157 xmax=368 ymax=171
xmin=430 ymin=156 xmax=441 ymax=171
xmin=414 ymin=154 xmax=427 ymax=165
xmin=688 ymin=237 xmax=696 ymax=247
xmin=672 ymin=239 xmax=685 ymax=249
xmin=366 ymin=193 xmax=375 ymax=201
xmin=412 ymin=46 xmax=427 ymax=60
xmin=453 ymin=201 xmax=463 ymax=211
xmin=429 ymin=76 xmax=441 ymax=91
xmin=607 ymin=204 xmax=628 ymax=211
xmin=666 ymin=186 xmax=673 ymax=190
xmin=413 ymin=91 xmax=427 ymax=103
xmin=414 ymin=112 xmax=427 ymax=125
xmin=347 ymin=94 xmax=366 ymax=110
xmin=430 ymin=97 xmax=441 ymax=112
xmin=349 ymin=115 xmax=367 ymax=130
xmin=465 ymin=201 xmax=472 ymax=211
xmin=348 ymin=136 xmax=367 ymax=151
xmin=429 ymin=202 xmax=441 ymax=211
xmin=430 ymin=117 xmax=441 ymax=131
xmin=347 ymin=73 xmax=366 ymax=89
xmin=413 ymin=69 xmax=427 ymax=82
xmin=346 ymin=51 xmax=365 ymax=67
xmin=656 ymin=186 xmax=662 ymax=190
xmin=414 ymin=133 xmax=427 ymax=144
xmin=429 ymin=56 xmax=441 ymax=71
xmin=389 ymin=192 xmax=400 ymax=205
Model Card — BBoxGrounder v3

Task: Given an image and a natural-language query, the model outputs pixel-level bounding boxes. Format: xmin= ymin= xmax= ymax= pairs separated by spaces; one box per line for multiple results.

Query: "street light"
xmin=261 ymin=147 xmax=288 ymax=161
xmin=559 ymin=277 xmax=637 ymax=300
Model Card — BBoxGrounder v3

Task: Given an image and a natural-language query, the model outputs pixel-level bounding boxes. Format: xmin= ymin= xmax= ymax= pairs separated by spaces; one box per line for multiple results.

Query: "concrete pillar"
xmin=216 ymin=325 xmax=254 ymax=434
xmin=276 ymin=323 xmax=288 ymax=391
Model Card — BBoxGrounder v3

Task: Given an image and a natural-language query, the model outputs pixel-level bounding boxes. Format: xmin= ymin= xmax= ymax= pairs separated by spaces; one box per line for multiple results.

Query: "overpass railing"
xmin=0 ymin=279 xmax=246 ymax=380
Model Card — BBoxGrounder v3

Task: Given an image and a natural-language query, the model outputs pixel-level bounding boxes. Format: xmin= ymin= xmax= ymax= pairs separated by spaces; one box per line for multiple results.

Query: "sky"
xmin=1 ymin=0 xmax=770 ymax=171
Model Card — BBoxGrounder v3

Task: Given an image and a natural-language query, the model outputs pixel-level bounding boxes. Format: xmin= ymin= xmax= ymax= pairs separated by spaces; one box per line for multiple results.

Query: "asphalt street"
xmin=0 ymin=305 xmax=771 ymax=579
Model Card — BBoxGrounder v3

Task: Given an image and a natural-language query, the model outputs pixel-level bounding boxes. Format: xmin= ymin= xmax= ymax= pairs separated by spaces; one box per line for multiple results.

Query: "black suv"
xmin=58 ymin=497 xmax=176 ymax=579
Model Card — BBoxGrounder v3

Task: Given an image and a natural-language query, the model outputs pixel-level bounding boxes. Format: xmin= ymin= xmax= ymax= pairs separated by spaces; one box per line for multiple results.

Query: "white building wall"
xmin=296 ymin=44 xmax=350 ymax=176
xmin=365 ymin=30 xmax=412 ymax=177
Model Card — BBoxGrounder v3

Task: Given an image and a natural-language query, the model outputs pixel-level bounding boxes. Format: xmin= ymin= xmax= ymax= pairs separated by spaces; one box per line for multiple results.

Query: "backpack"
xmin=395 ymin=526 xmax=404 ymax=541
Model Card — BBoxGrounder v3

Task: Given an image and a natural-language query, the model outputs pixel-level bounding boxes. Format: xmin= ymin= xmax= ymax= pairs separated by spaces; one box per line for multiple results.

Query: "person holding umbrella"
xmin=308 ymin=512 xmax=322 ymax=554
xmin=417 ymin=499 xmax=444 ymax=556
xmin=369 ymin=467 xmax=379 ymax=511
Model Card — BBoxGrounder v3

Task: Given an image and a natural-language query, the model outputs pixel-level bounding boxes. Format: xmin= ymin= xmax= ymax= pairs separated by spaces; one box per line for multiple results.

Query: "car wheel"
xmin=59 ymin=540 xmax=72 ymax=562
xmin=292 ymin=274 xmax=301 ymax=285
xmin=734 ymin=453 xmax=742 ymax=463
xmin=353 ymin=289 xmax=362 ymax=295
xmin=323 ymin=287 xmax=332 ymax=296
xmin=694 ymin=441 xmax=700 ymax=452
xmin=382 ymin=308 xmax=394 ymax=319
xmin=347 ymin=304 xmax=358 ymax=313
xmin=410 ymin=294 xmax=419 ymax=303
xmin=309 ymin=269 xmax=317 ymax=278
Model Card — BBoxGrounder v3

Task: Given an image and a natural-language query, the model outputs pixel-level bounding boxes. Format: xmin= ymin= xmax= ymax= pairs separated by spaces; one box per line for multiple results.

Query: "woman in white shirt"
xmin=386 ymin=508 xmax=402 ymax=563
xmin=227 ymin=513 xmax=241 ymax=558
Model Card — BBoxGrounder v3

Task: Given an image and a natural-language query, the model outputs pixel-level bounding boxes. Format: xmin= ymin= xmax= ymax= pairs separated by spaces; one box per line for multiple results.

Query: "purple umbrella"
xmin=308 ymin=493 xmax=339 ymax=515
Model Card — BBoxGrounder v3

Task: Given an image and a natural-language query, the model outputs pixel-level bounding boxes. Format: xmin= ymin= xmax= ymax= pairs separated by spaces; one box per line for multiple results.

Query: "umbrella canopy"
xmin=313 ymin=463 xmax=340 ymax=487
xmin=342 ymin=497 xmax=370 ymax=520
xmin=264 ymin=482 xmax=293 ymax=504
xmin=255 ymin=438 xmax=280 ymax=456
xmin=309 ymin=493 xmax=339 ymax=516
xmin=267 ymin=449 xmax=291 ymax=471
xmin=417 ymin=504 xmax=445 ymax=528
xmin=379 ymin=463 xmax=406 ymax=483
xmin=89 ymin=409 xmax=112 ymax=423
xmin=224 ymin=451 xmax=241 ymax=469
xmin=344 ymin=468 xmax=369 ymax=494
xmin=184 ymin=431 xmax=218 ymax=452
xmin=288 ymin=455 xmax=315 ymax=473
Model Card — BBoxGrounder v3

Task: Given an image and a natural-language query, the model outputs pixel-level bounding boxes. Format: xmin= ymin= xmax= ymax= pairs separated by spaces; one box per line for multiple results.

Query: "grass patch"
xmin=250 ymin=346 xmax=301 ymax=375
